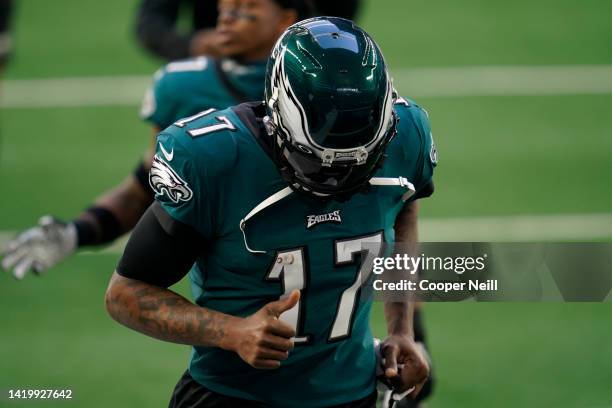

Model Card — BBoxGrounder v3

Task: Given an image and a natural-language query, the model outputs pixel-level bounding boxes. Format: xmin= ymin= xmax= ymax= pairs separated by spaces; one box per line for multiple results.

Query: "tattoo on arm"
xmin=105 ymin=272 xmax=236 ymax=347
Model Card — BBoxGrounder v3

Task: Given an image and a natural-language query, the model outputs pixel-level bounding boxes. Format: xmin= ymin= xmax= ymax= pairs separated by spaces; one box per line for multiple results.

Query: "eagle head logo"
xmin=149 ymin=155 xmax=193 ymax=203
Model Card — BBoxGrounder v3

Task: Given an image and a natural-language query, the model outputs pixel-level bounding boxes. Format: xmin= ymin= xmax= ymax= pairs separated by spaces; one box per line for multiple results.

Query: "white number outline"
xmin=187 ymin=116 xmax=236 ymax=137
xmin=264 ymin=232 xmax=384 ymax=344
xmin=173 ymin=109 xmax=237 ymax=137
xmin=265 ymin=247 xmax=311 ymax=344
xmin=174 ymin=108 xmax=216 ymax=127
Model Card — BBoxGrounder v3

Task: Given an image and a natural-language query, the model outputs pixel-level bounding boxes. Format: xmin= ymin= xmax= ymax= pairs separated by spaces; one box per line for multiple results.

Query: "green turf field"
xmin=1 ymin=0 xmax=612 ymax=407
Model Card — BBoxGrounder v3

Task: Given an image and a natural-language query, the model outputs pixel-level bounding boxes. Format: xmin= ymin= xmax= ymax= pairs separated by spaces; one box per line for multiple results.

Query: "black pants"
xmin=169 ymin=371 xmax=377 ymax=408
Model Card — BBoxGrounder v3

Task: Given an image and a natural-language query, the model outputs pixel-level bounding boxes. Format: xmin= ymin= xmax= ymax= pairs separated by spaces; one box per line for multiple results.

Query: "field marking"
xmin=418 ymin=213 xmax=612 ymax=242
xmin=3 ymin=65 xmax=612 ymax=108
xmin=0 ymin=213 xmax=610 ymax=255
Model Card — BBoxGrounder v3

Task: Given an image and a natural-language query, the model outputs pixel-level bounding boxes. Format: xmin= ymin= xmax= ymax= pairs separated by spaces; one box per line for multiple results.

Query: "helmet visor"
xmin=307 ymin=102 xmax=382 ymax=149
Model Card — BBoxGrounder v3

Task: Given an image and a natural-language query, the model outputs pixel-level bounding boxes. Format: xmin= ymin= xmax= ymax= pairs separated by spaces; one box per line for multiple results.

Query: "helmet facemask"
xmin=264 ymin=106 xmax=398 ymax=200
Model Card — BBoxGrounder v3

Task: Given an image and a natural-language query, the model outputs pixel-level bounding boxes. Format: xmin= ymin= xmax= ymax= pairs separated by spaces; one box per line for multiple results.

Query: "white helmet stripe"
xmin=273 ymin=47 xmax=312 ymax=149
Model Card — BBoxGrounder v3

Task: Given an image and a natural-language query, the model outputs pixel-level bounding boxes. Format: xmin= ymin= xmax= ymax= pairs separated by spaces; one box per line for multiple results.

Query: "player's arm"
xmin=2 ymin=64 xmax=181 ymax=279
xmin=105 ymin=203 xmax=298 ymax=369
xmin=134 ymin=0 xmax=221 ymax=60
xmin=0 ymin=128 xmax=160 ymax=279
xmin=0 ymin=0 xmax=13 ymax=72
xmin=381 ymin=200 xmax=430 ymax=396
xmin=134 ymin=0 xmax=191 ymax=60
xmin=77 ymin=127 xmax=159 ymax=235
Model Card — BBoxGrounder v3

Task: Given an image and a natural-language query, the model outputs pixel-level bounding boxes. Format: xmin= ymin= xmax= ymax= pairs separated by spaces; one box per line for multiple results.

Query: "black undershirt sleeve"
xmin=134 ymin=0 xmax=192 ymax=61
xmin=414 ymin=180 xmax=435 ymax=200
xmin=0 ymin=0 xmax=11 ymax=32
xmin=134 ymin=0 xmax=218 ymax=60
xmin=0 ymin=0 xmax=13 ymax=63
xmin=116 ymin=202 xmax=206 ymax=288
xmin=133 ymin=160 xmax=155 ymax=198
xmin=312 ymin=0 xmax=361 ymax=20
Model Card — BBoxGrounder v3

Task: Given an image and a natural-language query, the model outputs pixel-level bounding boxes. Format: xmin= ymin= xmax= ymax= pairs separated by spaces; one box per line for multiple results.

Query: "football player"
xmin=1 ymin=0 xmax=310 ymax=278
xmin=105 ymin=17 xmax=436 ymax=407
xmin=0 ymin=0 xmax=13 ymax=74
xmin=135 ymin=0 xmax=360 ymax=61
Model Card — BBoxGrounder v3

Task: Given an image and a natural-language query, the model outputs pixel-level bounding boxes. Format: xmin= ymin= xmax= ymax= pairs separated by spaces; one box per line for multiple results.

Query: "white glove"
xmin=1 ymin=216 xmax=78 ymax=279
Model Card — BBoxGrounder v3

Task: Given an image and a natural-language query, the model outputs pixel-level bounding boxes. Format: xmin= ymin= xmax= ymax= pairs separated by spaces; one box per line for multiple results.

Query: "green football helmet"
xmin=264 ymin=17 xmax=397 ymax=199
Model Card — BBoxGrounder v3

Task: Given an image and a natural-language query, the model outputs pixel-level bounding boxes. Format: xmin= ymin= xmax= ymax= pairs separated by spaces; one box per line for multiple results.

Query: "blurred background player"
xmin=0 ymin=0 xmax=13 ymax=161
xmin=0 ymin=0 xmax=13 ymax=75
xmin=1 ymin=0 xmax=309 ymax=279
xmin=135 ymin=0 xmax=361 ymax=60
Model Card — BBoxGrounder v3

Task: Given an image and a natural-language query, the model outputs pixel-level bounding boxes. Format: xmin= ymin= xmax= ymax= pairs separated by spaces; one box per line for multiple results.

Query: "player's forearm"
xmin=72 ymin=175 xmax=153 ymax=247
xmin=384 ymin=301 xmax=414 ymax=337
xmin=134 ymin=0 xmax=191 ymax=60
xmin=90 ymin=175 xmax=154 ymax=230
xmin=386 ymin=200 xmax=419 ymax=336
xmin=394 ymin=200 xmax=418 ymax=247
xmin=105 ymin=272 xmax=238 ymax=348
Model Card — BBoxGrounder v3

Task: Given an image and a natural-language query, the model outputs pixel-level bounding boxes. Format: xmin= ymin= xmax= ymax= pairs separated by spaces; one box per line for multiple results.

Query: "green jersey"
xmin=140 ymin=56 xmax=268 ymax=129
xmin=150 ymin=99 xmax=436 ymax=407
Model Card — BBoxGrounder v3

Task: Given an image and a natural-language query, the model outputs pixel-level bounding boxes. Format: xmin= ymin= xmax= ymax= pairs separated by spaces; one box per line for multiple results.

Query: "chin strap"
xmin=239 ymin=186 xmax=293 ymax=254
xmin=369 ymin=176 xmax=415 ymax=201
xmin=239 ymin=177 xmax=415 ymax=254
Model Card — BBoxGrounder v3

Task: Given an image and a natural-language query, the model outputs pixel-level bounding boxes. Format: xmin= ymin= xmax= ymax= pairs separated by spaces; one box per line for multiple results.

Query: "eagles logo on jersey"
xmin=149 ymin=155 xmax=193 ymax=204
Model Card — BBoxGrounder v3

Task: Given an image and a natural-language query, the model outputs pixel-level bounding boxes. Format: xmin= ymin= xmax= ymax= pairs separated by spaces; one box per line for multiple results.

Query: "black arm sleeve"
xmin=414 ymin=180 xmax=435 ymax=200
xmin=134 ymin=0 xmax=219 ymax=60
xmin=0 ymin=0 xmax=11 ymax=31
xmin=134 ymin=0 xmax=192 ymax=60
xmin=0 ymin=0 xmax=13 ymax=63
xmin=116 ymin=202 xmax=206 ymax=288
xmin=311 ymin=0 xmax=361 ymax=20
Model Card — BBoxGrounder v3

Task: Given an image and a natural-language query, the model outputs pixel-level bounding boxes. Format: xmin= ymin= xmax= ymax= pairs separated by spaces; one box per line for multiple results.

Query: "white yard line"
xmin=0 ymin=75 xmax=150 ymax=108
xmin=1 ymin=213 xmax=611 ymax=255
xmin=418 ymin=213 xmax=612 ymax=242
xmin=3 ymin=65 xmax=612 ymax=108
xmin=393 ymin=65 xmax=612 ymax=97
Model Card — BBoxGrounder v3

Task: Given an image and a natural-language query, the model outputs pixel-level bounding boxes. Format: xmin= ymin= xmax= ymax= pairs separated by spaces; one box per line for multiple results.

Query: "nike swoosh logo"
xmin=159 ymin=142 xmax=174 ymax=161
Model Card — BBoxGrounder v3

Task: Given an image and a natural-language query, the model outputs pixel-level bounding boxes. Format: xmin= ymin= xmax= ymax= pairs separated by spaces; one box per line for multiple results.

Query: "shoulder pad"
xmin=141 ymin=57 xmax=214 ymax=126
xmin=164 ymin=57 xmax=210 ymax=74
xmin=385 ymin=96 xmax=437 ymax=195
xmin=159 ymin=107 xmax=244 ymax=176
xmin=155 ymin=57 xmax=212 ymax=94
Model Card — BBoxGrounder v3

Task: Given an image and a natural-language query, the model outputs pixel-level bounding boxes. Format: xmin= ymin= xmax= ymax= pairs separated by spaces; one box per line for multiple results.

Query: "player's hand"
xmin=1 ymin=216 xmax=77 ymax=279
xmin=381 ymin=334 xmax=430 ymax=397
xmin=222 ymin=290 xmax=300 ymax=369
xmin=189 ymin=29 xmax=231 ymax=57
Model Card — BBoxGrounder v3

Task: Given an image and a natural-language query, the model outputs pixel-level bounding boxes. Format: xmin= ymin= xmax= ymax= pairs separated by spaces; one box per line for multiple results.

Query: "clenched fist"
xmin=382 ymin=334 xmax=430 ymax=397
xmin=221 ymin=290 xmax=300 ymax=369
